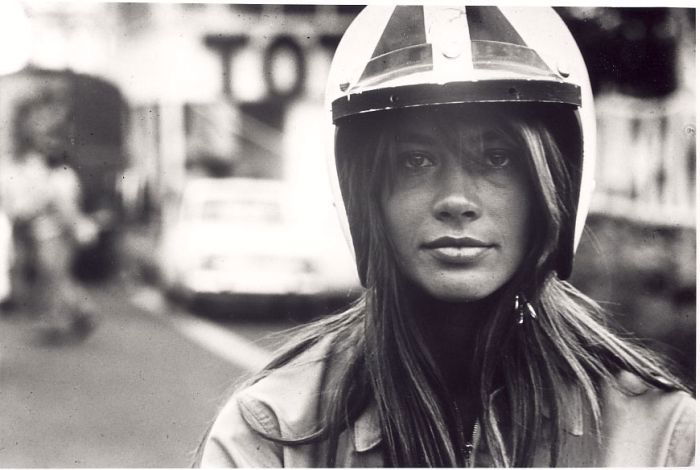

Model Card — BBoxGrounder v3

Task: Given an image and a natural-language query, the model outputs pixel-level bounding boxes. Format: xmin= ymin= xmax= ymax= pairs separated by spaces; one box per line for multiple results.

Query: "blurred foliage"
xmin=557 ymin=7 xmax=694 ymax=97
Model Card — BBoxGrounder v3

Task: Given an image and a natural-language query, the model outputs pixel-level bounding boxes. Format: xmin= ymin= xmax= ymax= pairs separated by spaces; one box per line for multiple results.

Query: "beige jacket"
xmin=199 ymin=338 xmax=695 ymax=467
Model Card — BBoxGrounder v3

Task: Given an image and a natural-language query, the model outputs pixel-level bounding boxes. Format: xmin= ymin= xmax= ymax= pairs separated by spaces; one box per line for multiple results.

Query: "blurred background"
xmin=0 ymin=3 xmax=694 ymax=467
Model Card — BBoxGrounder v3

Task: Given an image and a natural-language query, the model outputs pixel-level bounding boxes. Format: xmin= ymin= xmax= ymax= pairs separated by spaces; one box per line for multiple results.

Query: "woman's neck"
xmin=410 ymin=289 xmax=496 ymax=397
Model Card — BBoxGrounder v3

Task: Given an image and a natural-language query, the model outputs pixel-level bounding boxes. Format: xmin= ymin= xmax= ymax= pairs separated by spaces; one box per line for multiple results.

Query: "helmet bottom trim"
xmin=332 ymin=80 xmax=581 ymax=123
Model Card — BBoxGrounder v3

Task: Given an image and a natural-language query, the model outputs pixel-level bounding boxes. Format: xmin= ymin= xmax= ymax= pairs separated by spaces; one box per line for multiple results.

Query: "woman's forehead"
xmin=393 ymin=110 xmax=518 ymax=146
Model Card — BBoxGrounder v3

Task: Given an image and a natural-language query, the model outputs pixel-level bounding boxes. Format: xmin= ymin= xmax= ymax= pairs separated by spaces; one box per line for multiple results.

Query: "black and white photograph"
xmin=0 ymin=2 xmax=695 ymax=467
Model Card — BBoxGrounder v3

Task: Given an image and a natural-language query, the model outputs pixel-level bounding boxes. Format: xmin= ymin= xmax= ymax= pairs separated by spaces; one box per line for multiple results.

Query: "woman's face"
xmin=381 ymin=112 xmax=532 ymax=303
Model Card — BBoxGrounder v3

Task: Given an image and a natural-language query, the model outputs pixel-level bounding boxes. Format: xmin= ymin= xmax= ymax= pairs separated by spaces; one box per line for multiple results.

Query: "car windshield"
xmin=193 ymin=198 xmax=281 ymax=223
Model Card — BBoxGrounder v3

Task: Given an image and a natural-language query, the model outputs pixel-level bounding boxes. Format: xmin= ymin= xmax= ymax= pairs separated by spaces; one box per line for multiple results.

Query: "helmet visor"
xmin=332 ymin=6 xmax=581 ymax=123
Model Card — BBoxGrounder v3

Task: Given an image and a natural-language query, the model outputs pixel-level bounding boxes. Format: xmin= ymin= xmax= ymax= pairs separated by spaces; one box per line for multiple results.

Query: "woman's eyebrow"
xmin=395 ymin=131 xmax=436 ymax=145
xmin=480 ymin=129 xmax=518 ymax=147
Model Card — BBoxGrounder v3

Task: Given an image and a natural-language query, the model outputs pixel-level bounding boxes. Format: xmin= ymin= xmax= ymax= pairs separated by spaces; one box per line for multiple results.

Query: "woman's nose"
xmin=432 ymin=167 xmax=482 ymax=222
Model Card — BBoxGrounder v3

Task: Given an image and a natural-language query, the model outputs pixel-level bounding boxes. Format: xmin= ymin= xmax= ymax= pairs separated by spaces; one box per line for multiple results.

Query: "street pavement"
xmin=0 ymin=278 xmax=269 ymax=467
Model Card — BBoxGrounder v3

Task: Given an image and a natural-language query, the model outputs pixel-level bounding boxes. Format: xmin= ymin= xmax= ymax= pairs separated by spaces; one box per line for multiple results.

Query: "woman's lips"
xmin=422 ymin=236 xmax=493 ymax=264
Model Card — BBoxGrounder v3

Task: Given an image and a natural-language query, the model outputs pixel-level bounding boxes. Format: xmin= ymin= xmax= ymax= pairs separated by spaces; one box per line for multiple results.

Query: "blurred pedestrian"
xmin=32 ymin=148 xmax=98 ymax=344
xmin=0 ymin=95 xmax=98 ymax=343
xmin=0 ymin=148 xmax=46 ymax=310
xmin=0 ymin=208 xmax=12 ymax=309
xmin=198 ymin=6 xmax=694 ymax=467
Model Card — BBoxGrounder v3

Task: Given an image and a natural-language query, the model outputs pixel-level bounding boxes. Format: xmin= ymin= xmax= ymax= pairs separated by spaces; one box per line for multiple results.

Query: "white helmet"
xmin=325 ymin=5 xmax=595 ymax=282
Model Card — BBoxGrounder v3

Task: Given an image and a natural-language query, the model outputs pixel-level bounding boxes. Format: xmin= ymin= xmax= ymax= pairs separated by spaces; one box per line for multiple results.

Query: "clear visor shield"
xmin=356 ymin=6 xmax=561 ymax=89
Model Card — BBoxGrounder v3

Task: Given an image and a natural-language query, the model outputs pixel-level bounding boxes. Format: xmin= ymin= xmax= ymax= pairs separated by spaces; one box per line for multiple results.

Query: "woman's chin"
xmin=421 ymin=281 xmax=499 ymax=304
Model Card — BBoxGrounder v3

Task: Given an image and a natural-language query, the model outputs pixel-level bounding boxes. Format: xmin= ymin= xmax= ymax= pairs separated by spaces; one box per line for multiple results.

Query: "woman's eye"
xmin=484 ymin=149 xmax=513 ymax=168
xmin=399 ymin=152 xmax=434 ymax=169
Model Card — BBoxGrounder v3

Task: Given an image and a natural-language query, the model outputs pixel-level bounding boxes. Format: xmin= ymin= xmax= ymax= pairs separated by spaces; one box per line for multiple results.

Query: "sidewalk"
xmin=0 ymin=275 xmax=244 ymax=467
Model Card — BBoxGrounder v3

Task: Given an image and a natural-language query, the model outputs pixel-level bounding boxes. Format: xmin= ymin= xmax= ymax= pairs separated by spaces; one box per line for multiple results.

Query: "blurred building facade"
xmin=559 ymin=7 xmax=696 ymax=229
xmin=1 ymin=3 xmax=360 ymax=216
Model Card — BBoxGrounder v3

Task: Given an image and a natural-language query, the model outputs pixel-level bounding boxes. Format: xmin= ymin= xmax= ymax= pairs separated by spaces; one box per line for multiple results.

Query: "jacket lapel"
xmin=350 ymin=386 xmax=585 ymax=457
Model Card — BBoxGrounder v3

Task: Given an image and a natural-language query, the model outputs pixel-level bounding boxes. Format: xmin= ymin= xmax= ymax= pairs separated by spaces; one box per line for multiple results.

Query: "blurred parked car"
xmin=159 ymin=177 xmax=360 ymax=313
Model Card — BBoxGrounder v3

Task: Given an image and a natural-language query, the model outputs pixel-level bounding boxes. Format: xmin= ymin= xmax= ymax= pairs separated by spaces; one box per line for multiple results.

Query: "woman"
xmin=198 ymin=6 xmax=694 ymax=467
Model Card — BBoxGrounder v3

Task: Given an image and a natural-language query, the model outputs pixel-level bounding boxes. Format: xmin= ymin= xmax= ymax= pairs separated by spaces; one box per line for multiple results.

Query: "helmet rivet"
xmin=339 ymin=82 xmax=350 ymax=92
xmin=441 ymin=41 xmax=462 ymax=59
xmin=557 ymin=61 xmax=570 ymax=78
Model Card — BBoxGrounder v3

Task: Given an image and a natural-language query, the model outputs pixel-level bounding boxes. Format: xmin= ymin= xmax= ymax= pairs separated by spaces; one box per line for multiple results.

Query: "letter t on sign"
xmin=204 ymin=35 xmax=249 ymax=98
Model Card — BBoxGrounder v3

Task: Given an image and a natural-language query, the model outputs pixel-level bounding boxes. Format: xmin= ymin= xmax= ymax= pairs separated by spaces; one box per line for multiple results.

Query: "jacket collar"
xmin=352 ymin=387 xmax=584 ymax=453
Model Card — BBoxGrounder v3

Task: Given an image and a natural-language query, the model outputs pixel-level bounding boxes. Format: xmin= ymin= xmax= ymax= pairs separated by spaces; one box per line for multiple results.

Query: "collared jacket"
xmin=199 ymin=337 xmax=695 ymax=467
